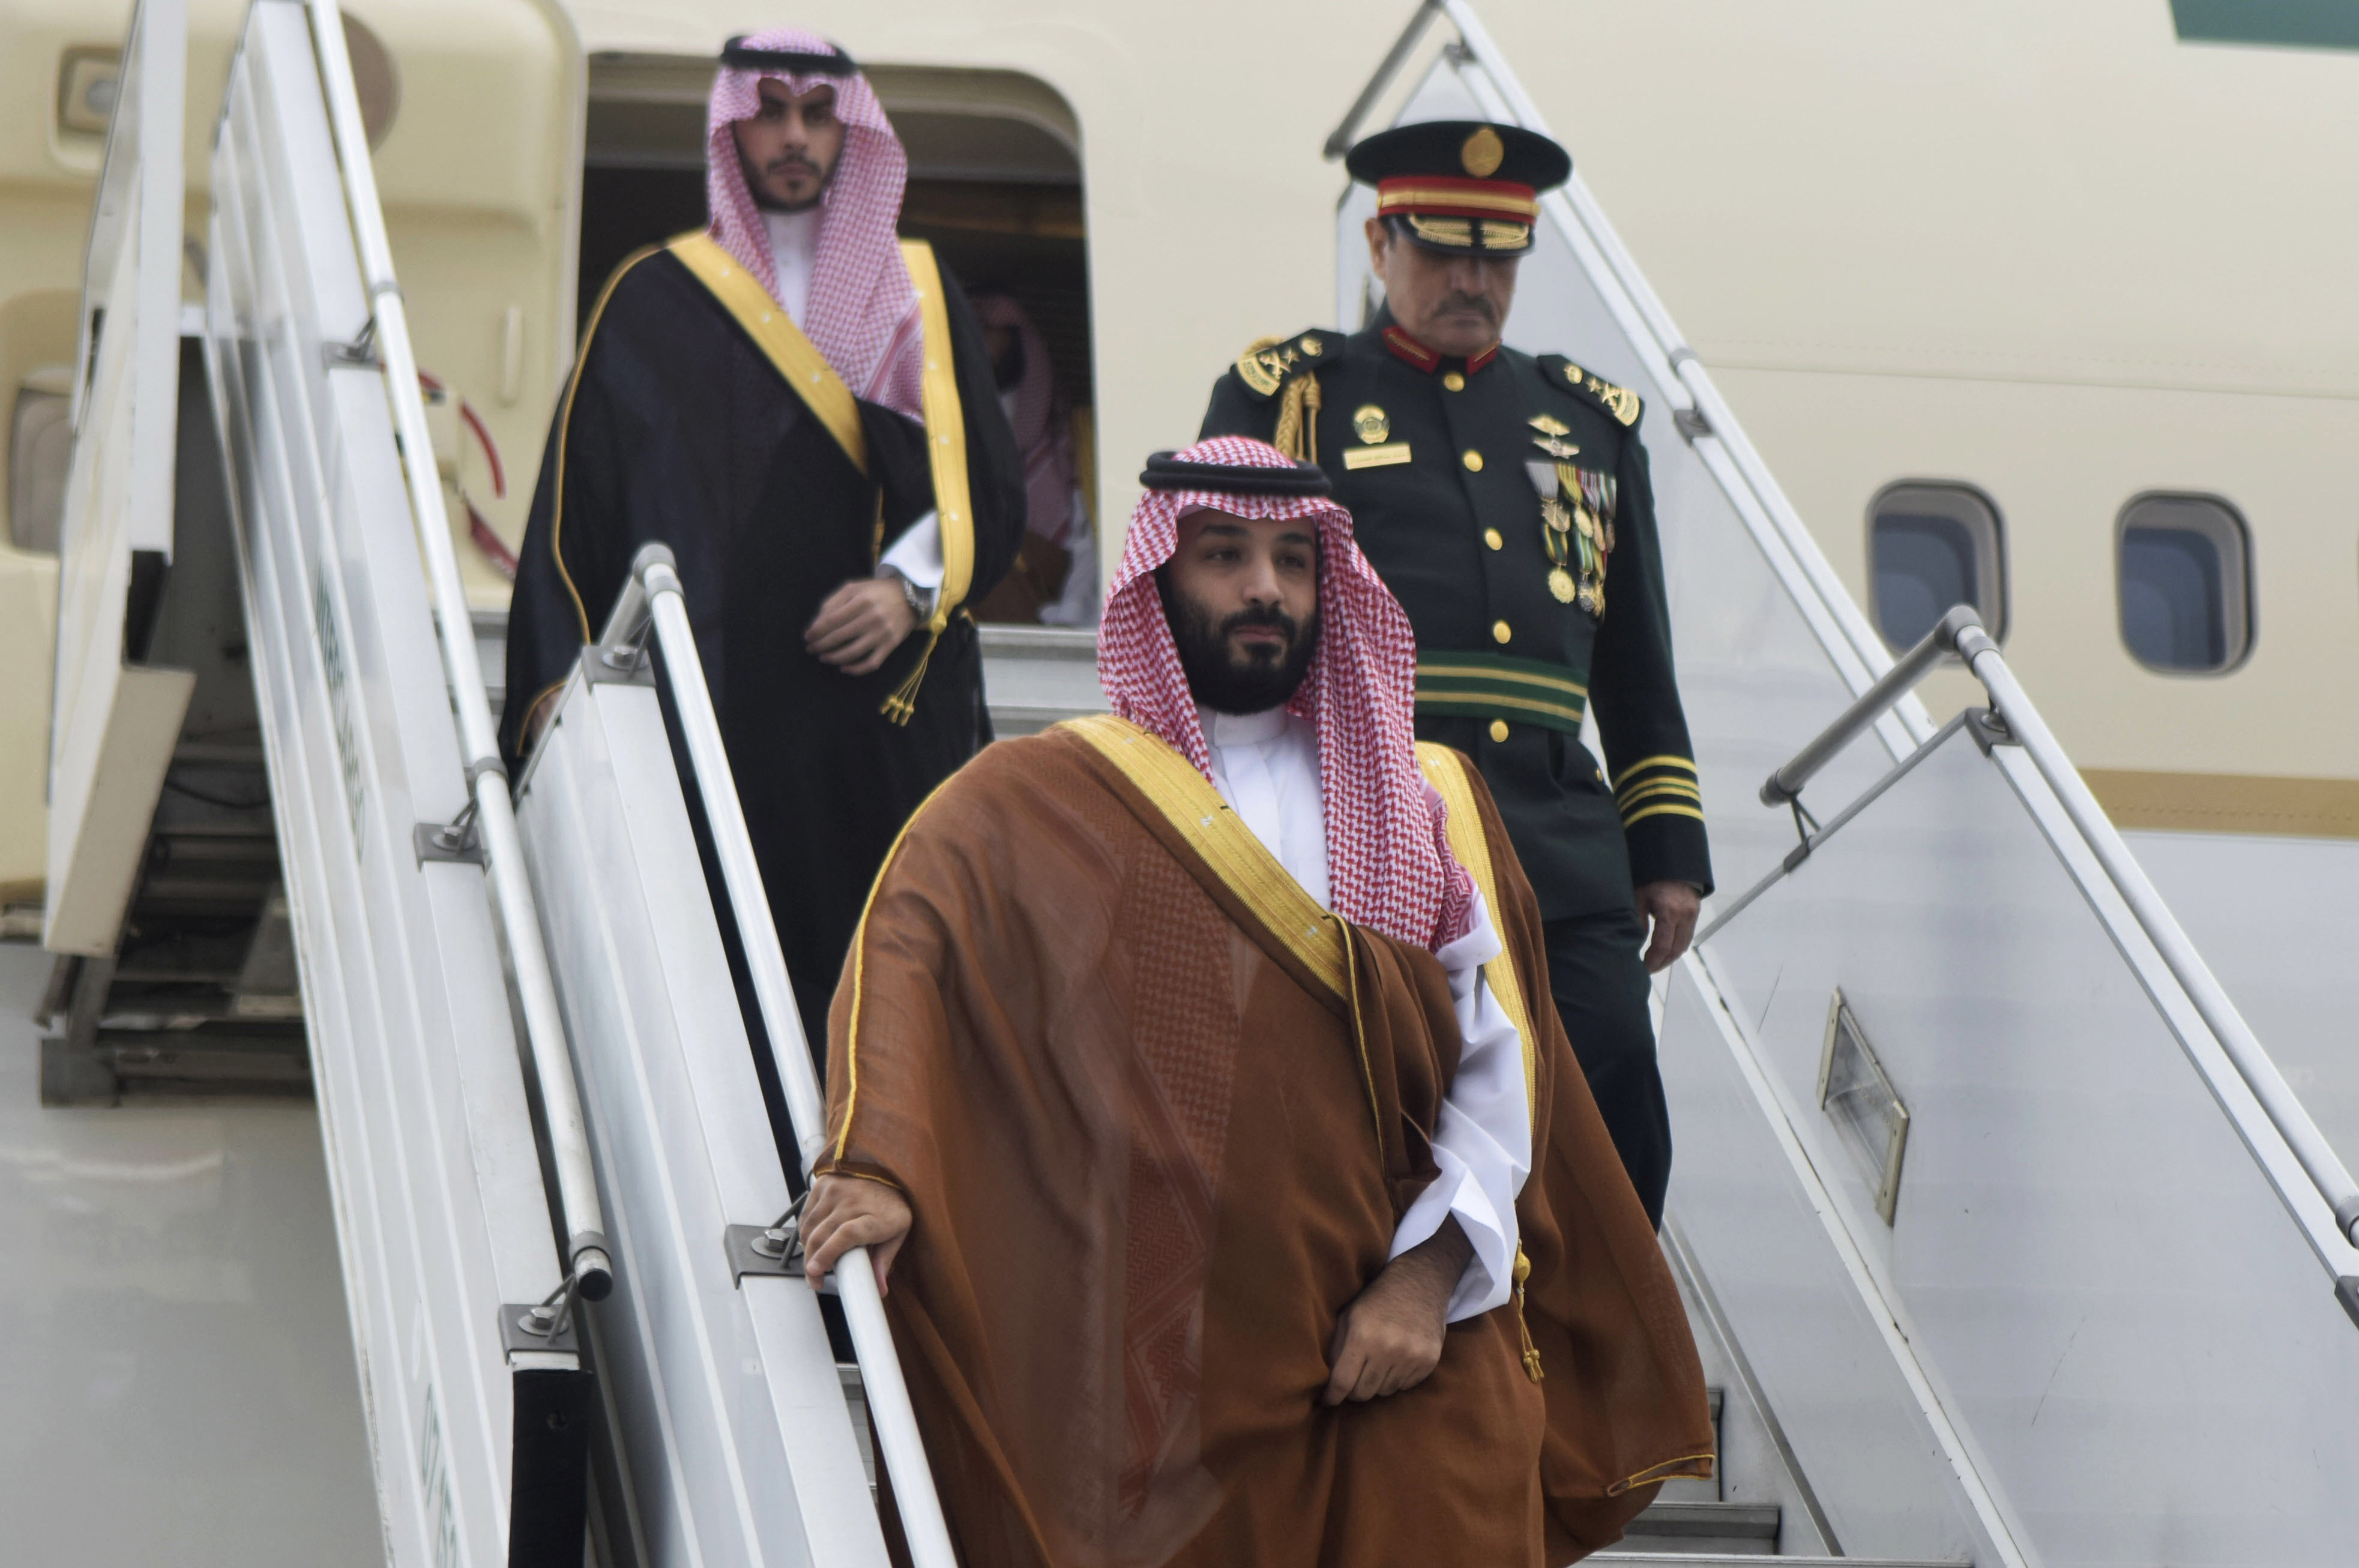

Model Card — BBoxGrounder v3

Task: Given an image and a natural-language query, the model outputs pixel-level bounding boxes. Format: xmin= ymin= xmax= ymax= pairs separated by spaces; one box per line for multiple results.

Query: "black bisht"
xmin=501 ymin=244 xmax=1025 ymax=1096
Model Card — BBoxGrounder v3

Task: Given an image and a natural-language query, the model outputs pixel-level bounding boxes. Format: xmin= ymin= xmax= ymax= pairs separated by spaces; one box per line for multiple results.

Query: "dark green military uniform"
xmin=1201 ymin=306 xmax=1711 ymax=1225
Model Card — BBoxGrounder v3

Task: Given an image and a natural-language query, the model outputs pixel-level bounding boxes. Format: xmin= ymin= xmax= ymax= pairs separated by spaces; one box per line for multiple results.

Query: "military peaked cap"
xmin=1346 ymin=119 xmax=1571 ymax=255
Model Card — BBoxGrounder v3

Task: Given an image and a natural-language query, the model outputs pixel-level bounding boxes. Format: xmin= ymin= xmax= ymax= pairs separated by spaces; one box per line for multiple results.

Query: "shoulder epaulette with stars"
xmin=1232 ymin=329 xmax=1343 ymax=399
xmin=1537 ymin=353 xmax=1643 ymax=428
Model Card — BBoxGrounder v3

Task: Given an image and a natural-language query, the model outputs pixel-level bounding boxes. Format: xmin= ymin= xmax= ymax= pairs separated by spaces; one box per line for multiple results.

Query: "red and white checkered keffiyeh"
xmin=1099 ymin=436 xmax=1475 ymax=951
xmin=706 ymin=28 xmax=925 ymax=418
xmin=972 ymin=294 xmax=1080 ymax=546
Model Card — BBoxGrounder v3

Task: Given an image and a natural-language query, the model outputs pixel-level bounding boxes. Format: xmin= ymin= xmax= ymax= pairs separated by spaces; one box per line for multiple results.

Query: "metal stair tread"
xmin=1593 ymin=1557 xmax=1968 ymax=1567
xmin=1625 ymin=1500 xmax=1780 ymax=1536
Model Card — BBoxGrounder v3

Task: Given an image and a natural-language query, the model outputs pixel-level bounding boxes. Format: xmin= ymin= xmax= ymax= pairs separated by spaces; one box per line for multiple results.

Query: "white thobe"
xmin=764 ymin=207 xmax=945 ymax=600
xmin=1199 ymin=704 xmax=1531 ymax=1320
xmin=761 ymin=207 xmax=819 ymax=328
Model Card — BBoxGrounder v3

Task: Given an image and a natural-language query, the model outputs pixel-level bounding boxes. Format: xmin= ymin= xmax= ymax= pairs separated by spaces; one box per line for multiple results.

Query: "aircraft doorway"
xmin=579 ymin=55 xmax=1097 ymax=624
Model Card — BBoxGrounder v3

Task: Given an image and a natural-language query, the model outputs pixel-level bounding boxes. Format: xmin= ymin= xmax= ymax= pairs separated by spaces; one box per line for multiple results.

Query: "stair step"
xmin=1619 ymin=1500 xmax=1779 ymax=1555
xmin=1593 ymin=1558 xmax=1967 ymax=1567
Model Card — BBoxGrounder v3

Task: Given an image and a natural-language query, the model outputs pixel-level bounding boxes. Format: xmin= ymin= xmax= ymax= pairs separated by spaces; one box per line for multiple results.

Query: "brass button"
xmin=1492 ymin=620 xmax=1512 ymax=644
xmin=1442 ymin=371 xmax=1466 ymax=391
xmin=1462 ymin=449 xmax=1484 ymax=472
xmin=1483 ymin=528 xmax=1503 ymax=550
xmin=1488 ymin=719 xmax=1510 ymax=743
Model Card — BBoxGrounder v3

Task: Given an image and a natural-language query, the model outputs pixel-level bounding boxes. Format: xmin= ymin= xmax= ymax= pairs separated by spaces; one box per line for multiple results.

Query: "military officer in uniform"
xmin=1198 ymin=120 xmax=1710 ymax=1227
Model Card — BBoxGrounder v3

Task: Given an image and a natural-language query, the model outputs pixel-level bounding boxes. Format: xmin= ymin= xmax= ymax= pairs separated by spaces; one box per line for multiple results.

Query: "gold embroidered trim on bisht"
xmin=550 ymin=240 xmax=667 ymax=642
xmin=1061 ymin=714 xmax=1349 ymax=1002
xmin=669 ymin=231 xmax=869 ymax=474
xmin=881 ymin=240 xmax=975 ymax=723
xmin=833 ymin=772 xmax=962 ymax=1163
xmin=1612 ymin=1452 xmax=1720 ymax=1495
xmin=1415 ymin=743 xmax=1540 ymax=1122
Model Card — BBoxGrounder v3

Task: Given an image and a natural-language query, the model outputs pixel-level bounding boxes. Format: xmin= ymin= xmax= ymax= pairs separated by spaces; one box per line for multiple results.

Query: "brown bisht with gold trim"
xmin=500 ymin=235 xmax=1023 ymax=1061
xmin=823 ymin=716 xmax=1713 ymax=1568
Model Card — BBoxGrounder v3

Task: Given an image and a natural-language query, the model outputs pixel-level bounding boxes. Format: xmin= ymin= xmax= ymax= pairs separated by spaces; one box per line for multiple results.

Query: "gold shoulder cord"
xmin=1273 ymin=371 xmax=1321 ymax=465
xmin=1417 ymin=741 xmax=1547 ymax=1381
xmin=880 ymin=240 xmax=974 ymax=724
xmin=1238 ymin=335 xmax=1321 ymax=463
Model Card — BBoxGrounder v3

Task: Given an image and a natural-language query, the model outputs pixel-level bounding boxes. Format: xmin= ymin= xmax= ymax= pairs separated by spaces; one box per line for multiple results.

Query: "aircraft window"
xmin=8 ymin=369 xmax=73 ymax=554
xmin=2117 ymin=493 xmax=2251 ymax=674
xmin=1867 ymin=482 xmax=2005 ymax=651
xmin=577 ymin=56 xmax=1097 ymax=624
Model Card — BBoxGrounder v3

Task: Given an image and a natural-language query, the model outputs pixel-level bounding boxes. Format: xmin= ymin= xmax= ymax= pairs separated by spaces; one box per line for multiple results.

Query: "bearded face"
xmin=732 ymin=79 xmax=845 ymax=211
xmin=1156 ymin=508 xmax=1322 ymax=715
xmin=1161 ymin=582 xmax=1322 ymax=715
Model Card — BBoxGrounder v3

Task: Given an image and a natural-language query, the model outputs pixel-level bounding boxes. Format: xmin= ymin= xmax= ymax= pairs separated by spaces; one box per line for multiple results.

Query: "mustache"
xmin=762 ymin=155 xmax=822 ymax=178
xmin=1436 ymin=292 xmax=1498 ymax=321
xmin=1221 ymin=605 xmax=1301 ymax=642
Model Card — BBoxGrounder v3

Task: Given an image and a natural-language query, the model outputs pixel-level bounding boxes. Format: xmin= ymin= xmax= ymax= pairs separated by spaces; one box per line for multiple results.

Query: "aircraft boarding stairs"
xmin=44 ymin=0 xmax=2359 ymax=1564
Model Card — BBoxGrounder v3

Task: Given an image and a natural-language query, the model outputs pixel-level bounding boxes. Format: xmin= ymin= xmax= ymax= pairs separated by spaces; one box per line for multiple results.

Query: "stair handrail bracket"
xmin=1753 ymin=603 xmax=2359 ymax=1271
xmin=1760 ymin=606 xmax=1985 ymax=809
xmin=300 ymin=0 xmax=609 ymax=1301
xmin=598 ymin=543 xmax=959 ymax=1568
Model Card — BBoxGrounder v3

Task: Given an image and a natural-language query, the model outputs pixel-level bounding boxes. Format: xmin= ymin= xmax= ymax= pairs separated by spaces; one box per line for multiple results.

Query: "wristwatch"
xmin=878 ymin=565 xmax=936 ymax=618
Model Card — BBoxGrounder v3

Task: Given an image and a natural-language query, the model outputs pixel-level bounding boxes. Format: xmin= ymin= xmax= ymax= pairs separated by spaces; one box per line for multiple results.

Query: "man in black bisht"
xmin=501 ymin=28 xmax=1022 ymax=1071
xmin=1199 ymin=122 xmax=1712 ymax=1227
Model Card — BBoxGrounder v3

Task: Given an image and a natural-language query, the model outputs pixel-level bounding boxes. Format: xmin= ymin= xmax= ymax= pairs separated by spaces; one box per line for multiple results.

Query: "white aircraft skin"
xmin=1 ymin=2 xmax=2355 ymax=1562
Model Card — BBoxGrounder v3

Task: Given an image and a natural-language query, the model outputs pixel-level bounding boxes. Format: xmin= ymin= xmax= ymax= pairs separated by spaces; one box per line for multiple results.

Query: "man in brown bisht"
xmin=803 ymin=436 xmax=1712 ymax=1566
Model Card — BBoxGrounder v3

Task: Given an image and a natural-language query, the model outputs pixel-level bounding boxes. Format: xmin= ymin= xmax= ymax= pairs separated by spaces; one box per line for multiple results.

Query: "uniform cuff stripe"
xmin=1622 ymin=800 xmax=1708 ymax=827
xmin=1618 ymin=779 xmax=1702 ymax=806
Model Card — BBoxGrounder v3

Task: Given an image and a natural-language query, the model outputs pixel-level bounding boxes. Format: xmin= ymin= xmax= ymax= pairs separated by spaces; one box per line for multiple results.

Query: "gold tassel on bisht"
xmin=1513 ymin=1245 xmax=1544 ymax=1382
xmin=879 ymin=624 xmax=944 ymax=726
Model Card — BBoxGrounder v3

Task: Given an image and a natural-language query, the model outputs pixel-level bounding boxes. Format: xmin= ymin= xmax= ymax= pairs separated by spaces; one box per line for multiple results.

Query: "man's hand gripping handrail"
xmin=597 ymin=542 xmax=960 ymax=1568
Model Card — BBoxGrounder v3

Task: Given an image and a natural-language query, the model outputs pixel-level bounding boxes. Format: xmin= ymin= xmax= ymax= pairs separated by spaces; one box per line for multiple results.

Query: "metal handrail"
xmin=303 ymin=0 xmax=611 ymax=1300
xmin=1951 ymin=624 xmax=2359 ymax=1252
xmin=1761 ymin=606 xmax=1980 ymax=806
xmin=1321 ymin=0 xmax=1444 ymax=158
xmin=1344 ymin=0 xmax=2359 ymax=1262
xmin=598 ymin=545 xmax=958 ymax=1568
xmin=1754 ymin=605 xmax=2359 ymax=1252
xmin=1334 ymin=0 xmax=1927 ymax=762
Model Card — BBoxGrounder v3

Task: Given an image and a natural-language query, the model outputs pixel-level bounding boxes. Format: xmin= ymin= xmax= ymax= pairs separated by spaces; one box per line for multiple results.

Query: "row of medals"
xmin=1532 ymin=415 xmax=1612 ymax=615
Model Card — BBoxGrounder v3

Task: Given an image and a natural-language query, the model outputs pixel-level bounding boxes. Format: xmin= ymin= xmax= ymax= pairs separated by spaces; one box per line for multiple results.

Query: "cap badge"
xmin=1352 ymin=405 xmax=1391 ymax=445
xmin=1461 ymin=125 xmax=1505 ymax=178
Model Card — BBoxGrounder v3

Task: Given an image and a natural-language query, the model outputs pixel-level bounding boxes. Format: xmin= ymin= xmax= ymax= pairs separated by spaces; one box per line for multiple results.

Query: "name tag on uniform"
xmin=1343 ymin=442 xmax=1412 ymax=469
